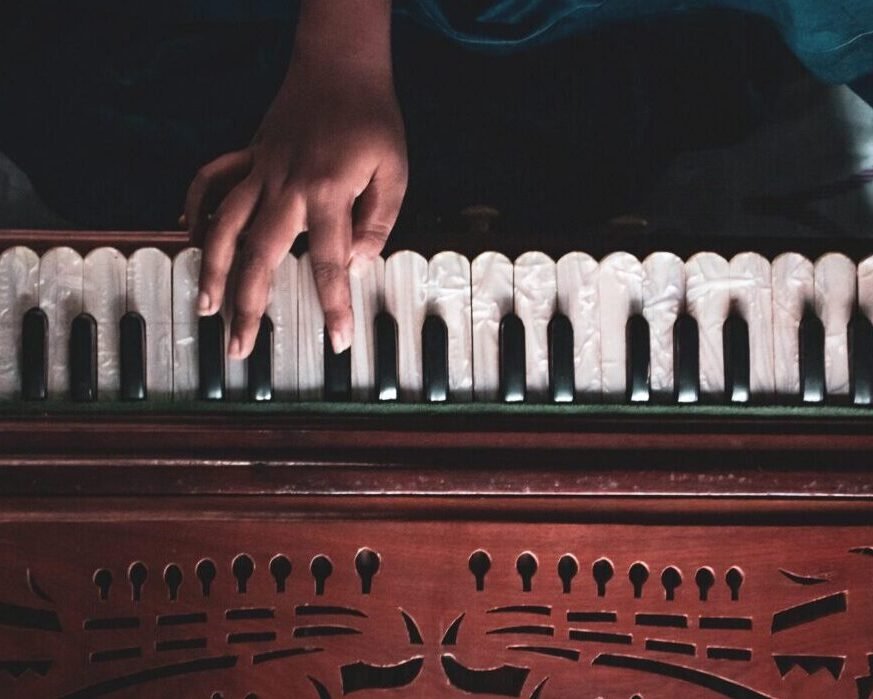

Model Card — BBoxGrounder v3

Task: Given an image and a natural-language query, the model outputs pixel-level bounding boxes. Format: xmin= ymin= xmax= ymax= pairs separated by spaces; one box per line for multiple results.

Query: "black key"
xmin=21 ymin=307 xmax=47 ymax=401
xmin=120 ymin=311 xmax=147 ymax=401
xmin=626 ymin=314 xmax=650 ymax=403
xmin=247 ymin=316 xmax=273 ymax=402
xmin=69 ymin=312 xmax=97 ymax=402
xmin=723 ymin=313 xmax=750 ymax=403
xmin=374 ymin=312 xmax=398 ymax=401
xmin=499 ymin=313 xmax=525 ymax=403
xmin=198 ymin=314 xmax=225 ymax=400
xmin=324 ymin=325 xmax=351 ymax=402
xmin=548 ymin=314 xmax=574 ymax=403
xmin=673 ymin=313 xmax=699 ymax=404
xmin=422 ymin=315 xmax=449 ymax=403
xmin=850 ymin=311 xmax=873 ymax=406
xmin=799 ymin=307 xmax=825 ymax=404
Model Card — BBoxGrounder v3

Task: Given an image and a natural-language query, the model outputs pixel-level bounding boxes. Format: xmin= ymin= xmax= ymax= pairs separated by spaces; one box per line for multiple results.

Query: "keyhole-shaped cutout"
xmin=592 ymin=558 xmax=614 ymax=597
xmin=232 ymin=554 xmax=254 ymax=594
xmin=661 ymin=566 xmax=682 ymax=601
xmin=469 ymin=550 xmax=491 ymax=592
xmin=557 ymin=554 xmax=578 ymax=593
xmin=629 ymin=562 xmax=649 ymax=598
xmin=725 ymin=566 xmax=744 ymax=601
xmin=164 ymin=564 xmax=183 ymax=601
xmin=355 ymin=548 xmax=381 ymax=595
xmin=211 ymin=693 xmax=223 ymax=699
xmin=128 ymin=562 xmax=148 ymax=602
xmin=311 ymin=555 xmax=333 ymax=596
xmin=269 ymin=555 xmax=292 ymax=593
xmin=196 ymin=559 xmax=217 ymax=597
xmin=695 ymin=567 xmax=715 ymax=601
xmin=93 ymin=569 xmax=112 ymax=601
xmin=516 ymin=552 xmax=538 ymax=592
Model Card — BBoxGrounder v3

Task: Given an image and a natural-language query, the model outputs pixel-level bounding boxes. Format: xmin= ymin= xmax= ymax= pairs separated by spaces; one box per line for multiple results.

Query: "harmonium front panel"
xmin=2 ymin=230 xmax=873 ymax=699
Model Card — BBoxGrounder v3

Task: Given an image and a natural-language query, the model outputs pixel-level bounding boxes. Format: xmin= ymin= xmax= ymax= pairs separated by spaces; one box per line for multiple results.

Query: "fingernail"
xmin=330 ymin=326 xmax=351 ymax=354
xmin=197 ymin=291 xmax=211 ymax=315
xmin=228 ymin=336 xmax=242 ymax=359
xmin=178 ymin=213 xmax=187 ymax=228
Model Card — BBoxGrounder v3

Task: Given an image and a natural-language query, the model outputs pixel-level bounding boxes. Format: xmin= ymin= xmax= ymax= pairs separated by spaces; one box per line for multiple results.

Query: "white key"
xmin=513 ymin=252 xmax=555 ymax=402
xmin=471 ymin=252 xmax=514 ymax=401
xmin=39 ymin=247 xmax=83 ymax=398
xmin=860 ymin=256 xmax=873 ymax=323
xmin=267 ymin=253 xmax=299 ymax=401
xmin=599 ymin=252 xmax=643 ymax=400
xmin=297 ymin=253 xmax=324 ymax=401
xmin=814 ymin=253 xmax=856 ymax=396
xmin=0 ymin=246 xmax=39 ymax=399
xmin=730 ymin=253 xmax=775 ymax=396
xmin=128 ymin=248 xmax=173 ymax=400
xmin=171 ymin=248 xmax=201 ymax=400
xmin=350 ymin=257 xmax=384 ymax=401
xmin=771 ymin=253 xmax=813 ymax=396
xmin=427 ymin=252 xmax=472 ymax=401
xmin=685 ymin=253 xmax=730 ymax=396
xmin=642 ymin=252 xmax=684 ymax=398
xmin=556 ymin=252 xmax=600 ymax=397
xmin=385 ymin=251 xmax=428 ymax=401
xmin=84 ymin=247 xmax=126 ymax=400
xmin=222 ymin=268 xmax=246 ymax=400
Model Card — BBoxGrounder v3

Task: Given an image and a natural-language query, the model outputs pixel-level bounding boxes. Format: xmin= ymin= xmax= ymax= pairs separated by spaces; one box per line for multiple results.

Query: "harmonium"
xmin=2 ymin=227 xmax=873 ymax=699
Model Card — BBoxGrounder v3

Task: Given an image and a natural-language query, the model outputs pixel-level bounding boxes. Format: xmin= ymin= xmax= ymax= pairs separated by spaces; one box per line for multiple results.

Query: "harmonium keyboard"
xmin=3 ymin=229 xmax=873 ymax=699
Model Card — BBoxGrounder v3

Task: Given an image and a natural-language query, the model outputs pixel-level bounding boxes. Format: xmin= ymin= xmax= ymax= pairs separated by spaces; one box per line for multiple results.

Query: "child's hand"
xmin=186 ymin=0 xmax=405 ymax=359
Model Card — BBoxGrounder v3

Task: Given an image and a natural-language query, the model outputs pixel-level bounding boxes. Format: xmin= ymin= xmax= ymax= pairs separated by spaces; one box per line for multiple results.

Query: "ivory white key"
xmin=39 ymin=247 xmax=83 ymax=398
xmin=642 ymin=252 xmax=684 ymax=398
xmin=128 ymin=248 xmax=172 ymax=400
xmin=222 ymin=268 xmax=247 ymax=400
xmin=599 ymin=252 xmax=643 ymax=400
xmin=84 ymin=247 xmax=126 ymax=400
xmin=267 ymin=253 xmax=299 ymax=401
xmin=171 ymin=248 xmax=201 ymax=400
xmin=685 ymin=253 xmax=730 ymax=396
xmin=349 ymin=257 xmax=384 ymax=401
xmin=771 ymin=253 xmax=813 ymax=396
xmin=513 ymin=252 xmax=555 ymax=402
xmin=814 ymin=253 xmax=856 ymax=396
xmin=0 ymin=246 xmax=39 ymax=399
xmin=471 ymin=252 xmax=514 ymax=401
xmin=298 ymin=253 xmax=324 ymax=400
xmin=860 ymin=256 xmax=873 ymax=322
xmin=426 ymin=252 xmax=471 ymax=401
xmin=556 ymin=252 xmax=600 ymax=397
xmin=385 ymin=251 xmax=428 ymax=401
xmin=730 ymin=252 xmax=775 ymax=396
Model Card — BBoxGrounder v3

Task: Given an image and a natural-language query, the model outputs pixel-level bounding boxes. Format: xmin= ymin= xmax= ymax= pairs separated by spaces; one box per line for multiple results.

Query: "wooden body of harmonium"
xmin=2 ymin=229 xmax=873 ymax=699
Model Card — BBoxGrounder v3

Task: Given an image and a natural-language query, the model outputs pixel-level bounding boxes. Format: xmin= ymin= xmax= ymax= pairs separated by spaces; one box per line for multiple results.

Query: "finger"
xmin=184 ymin=150 xmax=252 ymax=242
xmin=198 ymin=178 xmax=260 ymax=316
xmin=350 ymin=162 xmax=407 ymax=272
xmin=309 ymin=196 xmax=354 ymax=353
xmin=228 ymin=194 xmax=305 ymax=359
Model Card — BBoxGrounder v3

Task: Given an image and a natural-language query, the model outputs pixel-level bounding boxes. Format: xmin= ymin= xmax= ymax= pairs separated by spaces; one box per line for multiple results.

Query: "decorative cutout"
xmin=469 ymin=550 xmax=492 ymax=592
xmin=557 ymin=555 xmax=578 ymax=593
xmin=308 ymin=675 xmax=332 ymax=699
xmin=530 ymin=678 xmax=549 ymax=699
xmin=195 ymin=559 xmax=217 ymax=597
xmin=695 ymin=567 xmax=715 ymax=601
xmin=508 ymin=646 xmax=580 ymax=662
xmin=441 ymin=654 xmax=529 ymax=696
xmin=725 ymin=567 xmax=744 ymax=601
xmin=84 ymin=616 xmax=139 ymax=631
xmin=707 ymin=647 xmax=752 ymax=662
xmin=771 ymin=592 xmax=847 ymax=633
xmin=231 ymin=555 xmax=254 ymax=594
xmin=568 ymin=630 xmax=632 ymax=644
xmin=629 ymin=562 xmax=649 ymax=598
xmin=516 ymin=553 xmax=538 ymax=593
xmin=295 ymin=605 xmax=366 ymax=618
xmin=251 ymin=648 xmax=323 ymax=665
xmin=635 ymin=614 xmax=687 ymax=628
xmin=227 ymin=632 xmax=276 ymax=644
xmin=488 ymin=606 xmax=550 ymax=616
xmin=156 ymin=638 xmax=206 ymax=652
xmin=26 ymin=569 xmax=53 ymax=604
xmin=400 ymin=610 xmax=424 ymax=645
xmin=269 ymin=555 xmax=292 ymax=593
xmin=225 ymin=608 xmax=274 ymax=621
xmin=661 ymin=567 xmax=682 ymax=601
xmin=310 ymin=556 xmax=333 ymax=596
xmin=355 ymin=548 xmax=381 ymax=595
xmin=128 ymin=562 xmax=148 ymax=603
xmin=699 ymin=617 xmax=752 ymax=631
xmin=93 ymin=569 xmax=112 ymax=602
xmin=567 ymin=611 xmax=617 ymax=623
xmin=0 ymin=602 xmax=62 ymax=632
xmin=486 ymin=625 xmax=554 ymax=637
xmin=292 ymin=626 xmax=361 ymax=639
xmin=157 ymin=613 xmax=206 ymax=627
xmin=341 ymin=657 xmax=424 ymax=693
xmin=441 ymin=614 xmax=465 ymax=646
xmin=592 ymin=558 xmax=615 ymax=597
xmin=164 ymin=564 xmax=182 ymax=602
xmin=0 ymin=660 xmax=52 ymax=678
xmin=645 ymin=639 xmax=695 ymax=656
xmin=90 ymin=647 xmax=141 ymax=663
xmin=773 ymin=655 xmax=845 ymax=680
xmin=778 ymin=569 xmax=829 ymax=586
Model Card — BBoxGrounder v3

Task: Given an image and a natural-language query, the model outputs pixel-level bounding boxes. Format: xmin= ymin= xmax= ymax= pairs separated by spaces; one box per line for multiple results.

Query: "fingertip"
xmin=227 ymin=336 xmax=243 ymax=360
xmin=326 ymin=309 xmax=354 ymax=353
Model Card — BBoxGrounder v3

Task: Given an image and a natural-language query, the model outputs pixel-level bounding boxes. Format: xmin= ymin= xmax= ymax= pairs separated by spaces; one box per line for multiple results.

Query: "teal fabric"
xmin=396 ymin=0 xmax=873 ymax=85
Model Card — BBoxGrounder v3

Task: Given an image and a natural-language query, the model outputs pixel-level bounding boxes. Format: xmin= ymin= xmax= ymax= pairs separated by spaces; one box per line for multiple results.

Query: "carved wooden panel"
xmin=0 ymin=518 xmax=871 ymax=698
